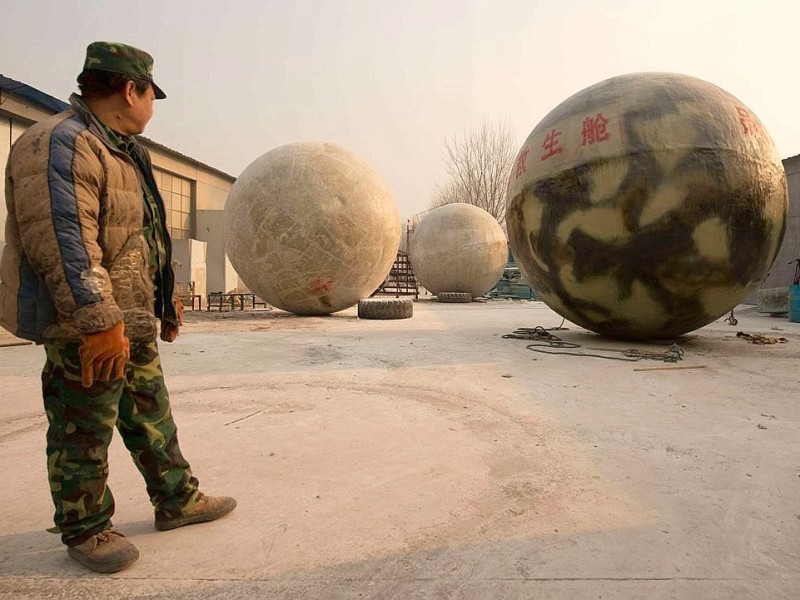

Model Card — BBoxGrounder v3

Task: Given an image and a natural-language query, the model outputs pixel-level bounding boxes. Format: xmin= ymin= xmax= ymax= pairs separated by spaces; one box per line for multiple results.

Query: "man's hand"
xmin=160 ymin=321 xmax=179 ymax=342
xmin=79 ymin=320 xmax=130 ymax=387
xmin=160 ymin=297 xmax=183 ymax=343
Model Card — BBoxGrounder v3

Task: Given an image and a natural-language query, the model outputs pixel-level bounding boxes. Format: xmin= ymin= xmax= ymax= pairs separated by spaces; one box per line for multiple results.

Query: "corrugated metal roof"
xmin=137 ymin=135 xmax=236 ymax=181
xmin=0 ymin=74 xmax=69 ymax=113
xmin=0 ymin=74 xmax=236 ymax=181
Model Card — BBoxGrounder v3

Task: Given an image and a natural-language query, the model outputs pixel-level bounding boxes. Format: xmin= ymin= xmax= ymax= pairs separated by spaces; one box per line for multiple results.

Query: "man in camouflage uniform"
xmin=0 ymin=42 xmax=236 ymax=573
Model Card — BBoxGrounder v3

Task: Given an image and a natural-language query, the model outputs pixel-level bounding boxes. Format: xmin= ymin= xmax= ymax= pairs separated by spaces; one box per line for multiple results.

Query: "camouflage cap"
xmin=82 ymin=41 xmax=166 ymax=99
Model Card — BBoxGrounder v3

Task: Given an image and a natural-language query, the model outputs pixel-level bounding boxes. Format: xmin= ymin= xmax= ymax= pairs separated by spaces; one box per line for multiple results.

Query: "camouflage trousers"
xmin=42 ymin=339 xmax=199 ymax=547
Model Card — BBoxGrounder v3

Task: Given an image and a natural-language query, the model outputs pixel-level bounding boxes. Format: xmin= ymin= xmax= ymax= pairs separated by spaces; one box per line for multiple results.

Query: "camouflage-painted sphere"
xmin=224 ymin=143 xmax=401 ymax=315
xmin=409 ymin=203 xmax=508 ymax=297
xmin=507 ymin=73 xmax=788 ymax=339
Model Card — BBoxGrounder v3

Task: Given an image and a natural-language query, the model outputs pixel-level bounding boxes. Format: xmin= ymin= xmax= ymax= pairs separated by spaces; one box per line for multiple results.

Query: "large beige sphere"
xmin=409 ymin=203 xmax=508 ymax=297
xmin=224 ymin=143 xmax=401 ymax=315
xmin=506 ymin=72 xmax=788 ymax=339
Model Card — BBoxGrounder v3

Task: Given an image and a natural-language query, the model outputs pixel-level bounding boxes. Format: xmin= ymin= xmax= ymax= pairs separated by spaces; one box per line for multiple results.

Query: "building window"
xmin=153 ymin=169 xmax=193 ymax=239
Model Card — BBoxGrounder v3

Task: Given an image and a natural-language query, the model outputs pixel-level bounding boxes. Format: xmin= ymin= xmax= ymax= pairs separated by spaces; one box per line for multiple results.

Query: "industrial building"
xmin=762 ymin=154 xmax=800 ymax=288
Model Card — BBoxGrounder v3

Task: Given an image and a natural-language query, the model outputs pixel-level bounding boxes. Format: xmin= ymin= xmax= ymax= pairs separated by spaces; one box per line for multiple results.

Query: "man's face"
xmin=126 ymin=82 xmax=155 ymax=135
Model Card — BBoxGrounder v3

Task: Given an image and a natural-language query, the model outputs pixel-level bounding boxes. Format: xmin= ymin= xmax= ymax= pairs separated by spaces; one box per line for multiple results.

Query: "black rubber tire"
xmin=437 ymin=292 xmax=472 ymax=303
xmin=357 ymin=298 xmax=413 ymax=320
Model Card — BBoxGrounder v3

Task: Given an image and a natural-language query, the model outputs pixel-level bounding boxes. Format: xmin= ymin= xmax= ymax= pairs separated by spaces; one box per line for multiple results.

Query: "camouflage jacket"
xmin=0 ymin=94 xmax=178 ymax=342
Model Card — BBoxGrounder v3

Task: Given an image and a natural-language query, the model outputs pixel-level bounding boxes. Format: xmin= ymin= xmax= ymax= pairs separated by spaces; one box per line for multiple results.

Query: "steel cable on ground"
xmin=525 ymin=342 xmax=684 ymax=362
xmin=503 ymin=322 xmax=684 ymax=363
xmin=501 ymin=317 xmax=568 ymax=341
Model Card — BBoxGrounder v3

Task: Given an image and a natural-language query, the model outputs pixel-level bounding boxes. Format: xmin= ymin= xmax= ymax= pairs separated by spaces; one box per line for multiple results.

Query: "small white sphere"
xmin=224 ymin=143 xmax=401 ymax=315
xmin=409 ymin=203 xmax=508 ymax=297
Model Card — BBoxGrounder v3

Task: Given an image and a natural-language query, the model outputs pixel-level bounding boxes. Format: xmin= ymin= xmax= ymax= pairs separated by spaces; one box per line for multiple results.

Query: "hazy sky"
xmin=2 ymin=0 xmax=797 ymax=219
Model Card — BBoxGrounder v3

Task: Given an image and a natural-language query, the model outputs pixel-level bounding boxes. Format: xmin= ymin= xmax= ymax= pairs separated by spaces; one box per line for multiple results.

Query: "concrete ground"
xmin=0 ymin=298 xmax=798 ymax=599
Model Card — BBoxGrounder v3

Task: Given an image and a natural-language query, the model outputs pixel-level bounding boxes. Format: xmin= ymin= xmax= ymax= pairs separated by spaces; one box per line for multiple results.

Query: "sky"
xmin=2 ymin=0 xmax=798 ymax=220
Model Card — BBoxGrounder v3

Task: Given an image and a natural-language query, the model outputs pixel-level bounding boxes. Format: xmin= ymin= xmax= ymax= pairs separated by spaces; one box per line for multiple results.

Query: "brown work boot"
xmin=155 ymin=492 xmax=237 ymax=531
xmin=66 ymin=528 xmax=139 ymax=573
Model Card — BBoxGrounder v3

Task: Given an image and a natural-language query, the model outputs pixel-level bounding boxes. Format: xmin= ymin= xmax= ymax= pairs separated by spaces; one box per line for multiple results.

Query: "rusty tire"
xmin=437 ymin=292 xmax=472 ymax=303
xmin=357 ymin=298 xmax=413 ymax=320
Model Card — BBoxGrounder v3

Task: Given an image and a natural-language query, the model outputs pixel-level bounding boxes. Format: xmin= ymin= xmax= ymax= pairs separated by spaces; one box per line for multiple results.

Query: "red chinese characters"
xmin=312 ymin=277 xmax=334 ymax=294
xmin=581 ymin=113 xmax=611 ymax=146
xmin=540 ymin=130 xmax=563 ymax=161
xmin=736 ymin=107 xmax=760 ymax=135
xmin=538 ymin=113 xmax=612 ymax=163
xmin=515 ymin=148 xmax=530 ymax=178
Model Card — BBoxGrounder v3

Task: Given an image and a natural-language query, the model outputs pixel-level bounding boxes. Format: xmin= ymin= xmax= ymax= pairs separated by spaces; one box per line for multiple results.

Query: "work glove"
xmin=160 ymin=297 xmax=184 ymax=343
xmin=79 ymin=320 xmax=130 ymax=387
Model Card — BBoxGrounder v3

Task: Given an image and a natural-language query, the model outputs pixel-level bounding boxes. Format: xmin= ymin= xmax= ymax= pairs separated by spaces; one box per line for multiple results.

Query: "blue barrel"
xmin=790 ymin=285 xmax=800 ymax=323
